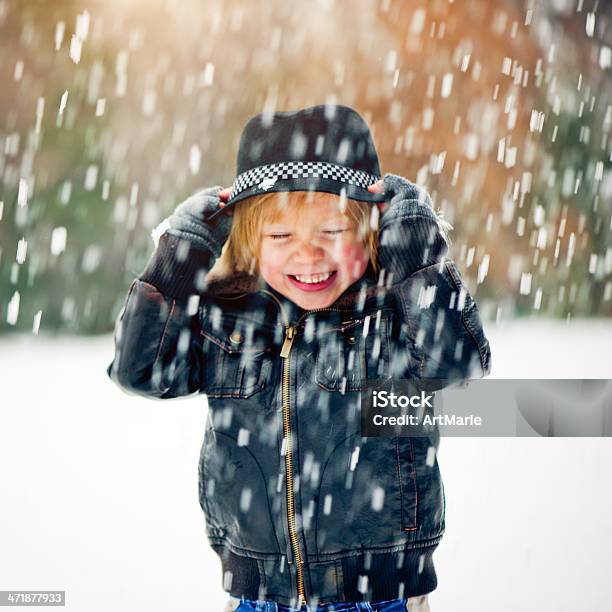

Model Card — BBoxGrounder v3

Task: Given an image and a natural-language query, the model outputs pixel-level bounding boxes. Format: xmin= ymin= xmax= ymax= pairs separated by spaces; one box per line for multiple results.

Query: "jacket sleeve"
xmin=379 ymin=198 xmax=492 ymax=384
xmin=106 ymin=233 xmax=214 ymax=400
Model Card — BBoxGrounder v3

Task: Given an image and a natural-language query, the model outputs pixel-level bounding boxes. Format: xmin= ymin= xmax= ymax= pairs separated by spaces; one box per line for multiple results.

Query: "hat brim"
xmin=207 ymin=177 xmax=387 ymax=220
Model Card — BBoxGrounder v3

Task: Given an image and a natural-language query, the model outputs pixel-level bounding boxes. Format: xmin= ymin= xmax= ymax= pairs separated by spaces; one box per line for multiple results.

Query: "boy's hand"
xmin=367 ymin=173 xmax=450 ymax=280
xmin=367 ymin=174 xmax=433 ymax=220
xmin=367 ymin=179 xmax=388 ymax=216
xmin=163 ymin=185 xmax=234 ymax=257
xmin=217 ymin=187 xmax=234 ymax=215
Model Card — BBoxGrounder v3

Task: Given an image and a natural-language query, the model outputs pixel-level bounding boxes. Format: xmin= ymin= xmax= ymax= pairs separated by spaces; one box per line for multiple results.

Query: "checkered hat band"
xmin=230 ymin=161 xmax=379 ymax=199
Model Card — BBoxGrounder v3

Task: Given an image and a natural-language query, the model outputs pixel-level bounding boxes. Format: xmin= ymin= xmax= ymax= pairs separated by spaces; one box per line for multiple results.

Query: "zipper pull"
xmin=280 ymin=326 xmax=295 ymax=359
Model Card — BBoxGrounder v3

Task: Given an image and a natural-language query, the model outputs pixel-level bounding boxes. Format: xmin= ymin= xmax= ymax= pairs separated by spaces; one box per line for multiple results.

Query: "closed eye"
xmin=266 ymin=229 xmax=346 ymax=240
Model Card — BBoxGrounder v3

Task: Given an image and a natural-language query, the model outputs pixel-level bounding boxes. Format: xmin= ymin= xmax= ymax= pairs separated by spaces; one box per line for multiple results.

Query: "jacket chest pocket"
xmin=315 ymin=312 xmax=392 ymax=393
xmin=200 ymin=314 xmax=274 ymax=399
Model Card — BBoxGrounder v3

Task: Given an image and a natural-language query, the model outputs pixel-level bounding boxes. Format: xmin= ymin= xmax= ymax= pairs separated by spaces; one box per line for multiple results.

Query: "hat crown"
xmin=237 ymin=104 xmax=381 ymax=176
xmin=221 ymin=104 xmax=386 ymax=210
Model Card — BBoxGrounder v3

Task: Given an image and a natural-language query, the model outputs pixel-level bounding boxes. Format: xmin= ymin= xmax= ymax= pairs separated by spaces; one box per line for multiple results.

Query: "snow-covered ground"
xmin=1 ymin=319 xmax=611 ymax=612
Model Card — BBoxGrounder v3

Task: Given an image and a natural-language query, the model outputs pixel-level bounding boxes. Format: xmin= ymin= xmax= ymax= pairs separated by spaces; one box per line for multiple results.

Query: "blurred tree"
xmin=0 ymin=0 xmax=609 ymax=334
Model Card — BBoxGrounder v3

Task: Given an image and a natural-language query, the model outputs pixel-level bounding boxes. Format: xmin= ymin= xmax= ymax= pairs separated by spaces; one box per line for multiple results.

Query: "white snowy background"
xmin=1 ymin=319 xmax=612 ymax=612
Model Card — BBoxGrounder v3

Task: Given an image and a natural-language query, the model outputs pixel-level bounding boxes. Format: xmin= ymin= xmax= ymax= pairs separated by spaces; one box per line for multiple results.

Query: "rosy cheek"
xmin=259 ymin=246 xmax=271 ymax=270
xmin=341 ymin=243 xmax=369 ymax=279
xmin=259 ymin=252 xmax=284 ymax=284
xmin=347 ymin=242 xmax=368 ymax=261
xmin=259 ymin=262 xmax=276 ymax=281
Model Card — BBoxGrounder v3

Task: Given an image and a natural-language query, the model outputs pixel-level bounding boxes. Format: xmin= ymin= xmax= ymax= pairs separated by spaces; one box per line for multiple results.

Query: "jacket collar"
xmin=204 ymin=263 xmax=388 ymax=324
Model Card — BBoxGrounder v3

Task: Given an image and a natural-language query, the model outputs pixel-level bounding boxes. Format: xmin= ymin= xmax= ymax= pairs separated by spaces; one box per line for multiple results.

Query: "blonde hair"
xmin=206 ymin=190 xmax=379 ymax=281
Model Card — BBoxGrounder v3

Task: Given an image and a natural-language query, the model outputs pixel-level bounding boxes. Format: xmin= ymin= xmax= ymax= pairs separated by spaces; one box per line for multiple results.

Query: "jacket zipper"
xmin=280 ymin=324 xmax=307 ymax=607
xmin=262 ymin=292 xmax=379 ymax=607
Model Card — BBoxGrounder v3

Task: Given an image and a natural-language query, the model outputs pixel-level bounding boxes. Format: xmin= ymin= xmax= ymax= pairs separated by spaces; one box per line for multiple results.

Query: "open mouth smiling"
xmin=287 ymin=271 xmax=338 ymax=291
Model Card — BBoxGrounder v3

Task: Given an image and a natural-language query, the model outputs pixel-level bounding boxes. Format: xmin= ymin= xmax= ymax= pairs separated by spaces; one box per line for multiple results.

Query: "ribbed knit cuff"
xmin=341 ymin=545 xmax=438 ymax=600
xmin=138 ymin=232 xmax=215 ymax=301
xmin=378 ymin=210 xmax=448 ymax=281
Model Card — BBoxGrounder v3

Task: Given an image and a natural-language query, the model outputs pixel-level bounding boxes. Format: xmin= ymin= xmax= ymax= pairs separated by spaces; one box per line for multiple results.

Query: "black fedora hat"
xmin=220 ymin=104 xmax=386 ymax=212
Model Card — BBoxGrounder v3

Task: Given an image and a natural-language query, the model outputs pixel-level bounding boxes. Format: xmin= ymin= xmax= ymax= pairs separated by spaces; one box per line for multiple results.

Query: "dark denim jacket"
xmin=107 ymin=196 xmax=491 ymax=607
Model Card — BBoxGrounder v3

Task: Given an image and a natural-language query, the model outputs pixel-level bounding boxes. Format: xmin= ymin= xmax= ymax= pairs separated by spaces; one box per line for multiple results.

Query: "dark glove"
xmin=376 ymin=173 xmax=451 ymax=281
xmin=163 ymin=186 xmax=232 ymax=258
xmin=377 ymin=173 xmax=436 ymax=226
xmin=141 ymin=186 xmax=232 ymax=300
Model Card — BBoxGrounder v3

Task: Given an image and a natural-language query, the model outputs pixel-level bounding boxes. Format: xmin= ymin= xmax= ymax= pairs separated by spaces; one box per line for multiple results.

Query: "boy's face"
xmin=258 ymin=197 xmax=369 ymax=310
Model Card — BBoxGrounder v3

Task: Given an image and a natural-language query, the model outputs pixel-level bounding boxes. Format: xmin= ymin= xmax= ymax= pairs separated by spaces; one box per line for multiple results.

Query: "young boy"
xmin=107 ymin=105 xmax=491 ymax=612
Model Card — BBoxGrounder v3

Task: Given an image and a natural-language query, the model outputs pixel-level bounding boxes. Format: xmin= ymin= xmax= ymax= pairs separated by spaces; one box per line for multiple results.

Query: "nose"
xmin=292 ymin=238 xmax=325 ymax=265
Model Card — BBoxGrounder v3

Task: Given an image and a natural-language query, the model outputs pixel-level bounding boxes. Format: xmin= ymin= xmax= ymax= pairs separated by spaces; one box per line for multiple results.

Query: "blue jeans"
xmin=230 ymin=598 xmax=410 ymax=611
